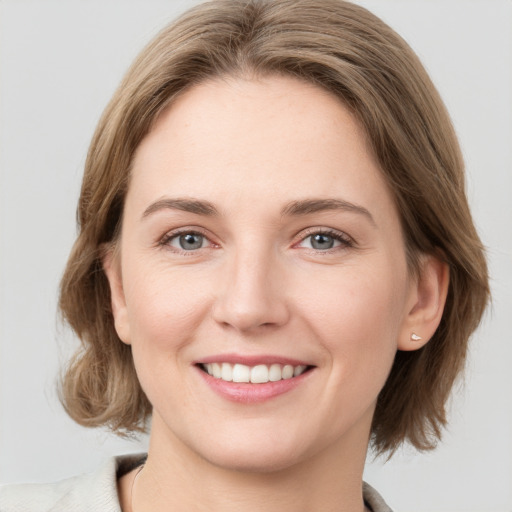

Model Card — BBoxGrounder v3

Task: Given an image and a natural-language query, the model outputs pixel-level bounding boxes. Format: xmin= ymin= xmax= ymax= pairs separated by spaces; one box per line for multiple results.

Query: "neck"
xmin=129 ymin=413 xmax=371 ymax=512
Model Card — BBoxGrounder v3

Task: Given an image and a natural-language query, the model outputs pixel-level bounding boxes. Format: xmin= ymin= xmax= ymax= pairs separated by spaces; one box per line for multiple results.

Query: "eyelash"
xmin=158 ymin=228 xmax=215 ymax=254
xmin=294 ymin=228 xmax=354 ymax=252
xmin=158 ymin=227 xmax=355 ymax=254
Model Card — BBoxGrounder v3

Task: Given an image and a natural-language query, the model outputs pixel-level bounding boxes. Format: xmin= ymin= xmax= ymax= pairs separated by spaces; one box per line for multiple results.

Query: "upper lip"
xmin=195 ymin=353 xmax=314 ymax=367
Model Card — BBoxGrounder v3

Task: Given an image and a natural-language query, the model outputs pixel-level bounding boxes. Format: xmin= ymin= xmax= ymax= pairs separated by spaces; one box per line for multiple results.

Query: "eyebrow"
xmin=142 ymin=198 xmax=219 ymax=219
xmin=141 ymin=196 xmax=375 ymax=226
xmin=281 ymin=198 xmax=376 ymax=226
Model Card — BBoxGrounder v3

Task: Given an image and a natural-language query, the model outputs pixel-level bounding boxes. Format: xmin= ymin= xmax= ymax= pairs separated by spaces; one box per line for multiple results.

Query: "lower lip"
xmin=196 ymin=367 xmax=313 ymax=404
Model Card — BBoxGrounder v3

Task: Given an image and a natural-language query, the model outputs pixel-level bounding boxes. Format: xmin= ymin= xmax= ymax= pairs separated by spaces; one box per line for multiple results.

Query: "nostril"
xmin=211 ymin=273 xmax=290 ymax=332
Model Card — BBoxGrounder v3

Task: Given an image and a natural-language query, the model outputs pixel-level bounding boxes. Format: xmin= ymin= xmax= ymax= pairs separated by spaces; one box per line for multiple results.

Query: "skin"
xmin=106 ymin=75 xmax=448 ymax=512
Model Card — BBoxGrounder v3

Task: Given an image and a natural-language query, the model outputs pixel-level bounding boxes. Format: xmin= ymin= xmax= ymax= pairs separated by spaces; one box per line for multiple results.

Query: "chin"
xmin=186 ymin=420 xmax=325 ymax=474
xmin=199 ymin=442 xmax=306 ymax=474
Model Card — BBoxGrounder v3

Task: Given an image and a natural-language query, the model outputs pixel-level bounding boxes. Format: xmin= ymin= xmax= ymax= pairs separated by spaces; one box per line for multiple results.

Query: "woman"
xmin=0 ymin=0 xmax=489 ymax=511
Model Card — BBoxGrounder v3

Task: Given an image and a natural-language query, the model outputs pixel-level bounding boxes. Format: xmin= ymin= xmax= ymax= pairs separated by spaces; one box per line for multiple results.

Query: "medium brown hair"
xmin=59 ymin=0 xmax=489 ymax=454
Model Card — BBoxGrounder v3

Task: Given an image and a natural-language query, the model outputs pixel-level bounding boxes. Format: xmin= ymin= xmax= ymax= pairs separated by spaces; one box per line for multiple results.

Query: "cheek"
xmin=297 ymin=260 xmax=407 ymax=376
xmin=122 ymin=259 xmax=212 ymax=360
xmin=121 ymin=267 xmax=210 ymax=410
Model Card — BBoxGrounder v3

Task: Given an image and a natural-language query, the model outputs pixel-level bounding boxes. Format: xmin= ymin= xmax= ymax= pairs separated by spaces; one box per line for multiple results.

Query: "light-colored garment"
xmin=0 ymin=454 xmax=393 ymax=512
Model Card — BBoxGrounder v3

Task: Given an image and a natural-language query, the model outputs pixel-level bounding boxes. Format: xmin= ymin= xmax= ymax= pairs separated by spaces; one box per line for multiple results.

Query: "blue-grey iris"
xmin=311 ymin=233 xmax=334 ymax=250
xmin=180 ymin=233 xmax=203 ymax=250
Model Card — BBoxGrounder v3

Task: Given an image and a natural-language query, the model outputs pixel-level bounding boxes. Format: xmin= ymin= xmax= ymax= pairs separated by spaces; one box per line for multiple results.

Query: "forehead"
xmin=128 ymin=75 xmax=395 ymax=218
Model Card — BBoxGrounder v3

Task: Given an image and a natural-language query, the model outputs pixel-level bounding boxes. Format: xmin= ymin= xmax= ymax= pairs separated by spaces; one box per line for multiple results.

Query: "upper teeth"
xmin=202 ymin=363 xmax=308 ymax=383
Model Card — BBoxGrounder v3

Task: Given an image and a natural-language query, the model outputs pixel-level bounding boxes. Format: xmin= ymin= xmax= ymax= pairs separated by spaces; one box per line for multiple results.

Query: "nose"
xmin=212 ymin=247 xmax=290 ymax=333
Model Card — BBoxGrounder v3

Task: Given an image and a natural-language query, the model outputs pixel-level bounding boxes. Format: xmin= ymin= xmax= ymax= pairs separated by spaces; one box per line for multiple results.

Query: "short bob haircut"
xmin=59 ymin=0 xmax=489 ymax=455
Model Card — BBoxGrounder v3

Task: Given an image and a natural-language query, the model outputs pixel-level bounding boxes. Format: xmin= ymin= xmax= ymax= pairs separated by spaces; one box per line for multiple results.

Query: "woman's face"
xmin=107 ymin=75 xmax=418 ymax=472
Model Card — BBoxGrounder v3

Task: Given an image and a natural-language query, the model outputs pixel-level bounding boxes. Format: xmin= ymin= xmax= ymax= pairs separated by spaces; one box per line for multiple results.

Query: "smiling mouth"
xmin=198 ymin=362 xmax=313 ymax=384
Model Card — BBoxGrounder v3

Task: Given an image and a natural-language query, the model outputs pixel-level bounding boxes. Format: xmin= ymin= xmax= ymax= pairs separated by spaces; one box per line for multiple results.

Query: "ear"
xmin=398 ymin=254 xmax=449 ymax=351
xmin=102 ymin=245 xmax=131 ymax=345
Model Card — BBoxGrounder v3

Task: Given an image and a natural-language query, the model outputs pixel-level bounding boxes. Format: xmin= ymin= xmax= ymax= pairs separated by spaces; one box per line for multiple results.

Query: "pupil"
xmin=312 ymin=233 xmax=334 ymax=250
xmin=180 ymin=233 xmax=203 ymax=250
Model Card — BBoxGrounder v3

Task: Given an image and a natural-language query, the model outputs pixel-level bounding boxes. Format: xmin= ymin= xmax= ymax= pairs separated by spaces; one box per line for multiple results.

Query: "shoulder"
xmin=363 ymin=481 xmax=393 ymax=512
xmin=0 ymin=454 xmax=145 ymax=512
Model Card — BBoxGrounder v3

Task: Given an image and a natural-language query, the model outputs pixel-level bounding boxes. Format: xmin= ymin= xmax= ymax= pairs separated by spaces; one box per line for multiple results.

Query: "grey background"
xmin=1 ymin=1 xmax=511 ymax=511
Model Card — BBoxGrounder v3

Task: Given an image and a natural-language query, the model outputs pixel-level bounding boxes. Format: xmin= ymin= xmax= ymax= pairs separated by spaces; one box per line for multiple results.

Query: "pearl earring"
xmin=411 ymin=333 xmax=422 ymax=341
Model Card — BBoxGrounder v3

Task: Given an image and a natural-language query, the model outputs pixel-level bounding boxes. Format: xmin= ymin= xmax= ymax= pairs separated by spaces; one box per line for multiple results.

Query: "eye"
xmin=297 ymin=229 xmax=352 ymax=251
xmin=168 ymin=231 xmax=208 ymax=251
xmin=307 ymin=233 xmax=339 ymax=250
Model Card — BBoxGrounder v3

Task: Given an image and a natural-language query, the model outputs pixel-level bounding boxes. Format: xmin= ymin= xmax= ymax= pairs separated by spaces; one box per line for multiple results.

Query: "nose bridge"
xmin=213 ymin=238 xmax=289 ymax=332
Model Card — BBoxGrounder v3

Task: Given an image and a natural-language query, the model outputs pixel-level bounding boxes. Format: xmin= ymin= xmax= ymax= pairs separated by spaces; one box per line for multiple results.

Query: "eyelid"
xmin=158 ymin=226 xmax=219 ymax=252
xmin=292 ymin=227 xmax=355 ymax=250
xmin=156 ymin=225 xmax=355 ymax=254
